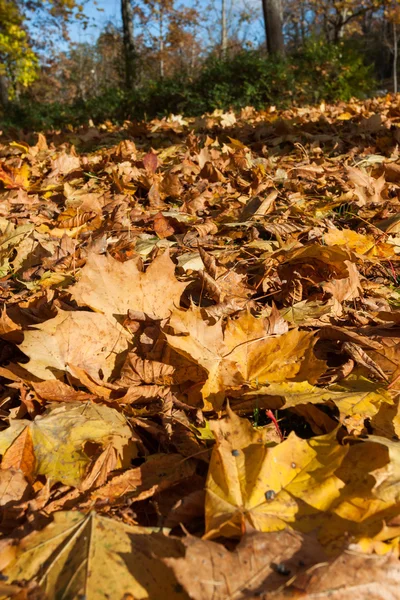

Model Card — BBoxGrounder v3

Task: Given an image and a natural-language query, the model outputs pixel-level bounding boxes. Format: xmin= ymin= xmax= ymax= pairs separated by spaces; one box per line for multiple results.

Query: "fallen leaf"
xmin=70 ymin=251 xmax=187 ymax=321
xmin=164 ymin=529 xmax=325 ymax=600
xmin=0 ymin=402 xmax=134 ymax=486
xmin=1 ymin=427 xmax=35 ymax=482
xmin=278 ymin=550 xmax=400 ymax=600
xmin=166 ymin=307 xmax=325 ymax=409
xmin=2 ymin=511 xmax=188 ymax=600
xmin=0 ymin=469 xmax=30 ymax=507
xmin=205 ymin=409 xmax=347 ymax=538
xmin=18 ymin=309 xmax=130 ymax=381
xmin=90 ymin=453 xmax=196 ymax=503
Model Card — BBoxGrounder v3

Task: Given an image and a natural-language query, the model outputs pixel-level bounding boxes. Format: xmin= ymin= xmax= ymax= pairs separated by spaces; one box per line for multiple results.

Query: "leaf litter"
xmin=2 ymin=98 xmax=400 ymax=597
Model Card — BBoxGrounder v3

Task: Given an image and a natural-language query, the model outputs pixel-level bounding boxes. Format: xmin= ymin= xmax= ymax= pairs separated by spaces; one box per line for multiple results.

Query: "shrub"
xmin=291 ymin=39 xmax=374 ymax=103
xmin=1 ymin=39 xmax=375 ymax=130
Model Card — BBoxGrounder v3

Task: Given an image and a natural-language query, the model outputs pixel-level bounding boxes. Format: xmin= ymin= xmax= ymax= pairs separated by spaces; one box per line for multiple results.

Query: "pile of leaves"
xmin=1 ymin=96 xmax=400 ymax=598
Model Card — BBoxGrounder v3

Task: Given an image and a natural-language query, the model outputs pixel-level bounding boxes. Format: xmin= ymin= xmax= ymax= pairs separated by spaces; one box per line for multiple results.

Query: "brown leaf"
xmin=164 ymin=530 xmax=326 ymax=600
xmin=0 ymin=469 xmax=30 ymax=507
xmin=278 ymin=551 xmax=400 ymax=600
xmin=153 ymin=212 xmax=175 ymax=238
xmin=32 ymin=380 xmax=94 ymax=403
xmin=0 ymin=309 xmax=22 ymax=343
xmin=118 ymin=352 xmax=175 ymax=386
xmin=159 ymin=172 xmax=183 ymax=198
xmin=89 ymin=453 xmax=196 ymax=504
xmin=51 ymin=152 xmax=81 ymax=175
xmin=342 ymin=341 xmax=389 ymax=382
xmin=143 ymin=151 xmax=159 ymax=174
xmin=1 ymin=427 xmax=36 ymax=483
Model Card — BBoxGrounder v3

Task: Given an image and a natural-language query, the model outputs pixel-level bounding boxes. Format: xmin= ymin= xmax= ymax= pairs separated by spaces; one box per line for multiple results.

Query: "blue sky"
xmin=66 ymin=0 xmax=264 ymax=49
xmin=69 ymin=0 xmax=122 ymax=44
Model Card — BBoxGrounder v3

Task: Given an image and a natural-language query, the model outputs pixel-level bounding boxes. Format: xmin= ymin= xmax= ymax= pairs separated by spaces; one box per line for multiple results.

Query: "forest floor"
xmin=1 ymin=97 xmax=400 ymax=598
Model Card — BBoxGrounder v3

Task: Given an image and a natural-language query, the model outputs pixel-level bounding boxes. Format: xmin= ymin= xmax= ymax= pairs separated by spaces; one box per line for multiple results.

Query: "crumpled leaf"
xmin=274 ymin=550 xmax=400 ymax=600
xmin=0 ymin=402 xmax=134 ymax=486
xmin=89 ymin=453 xmax=196 ymax=504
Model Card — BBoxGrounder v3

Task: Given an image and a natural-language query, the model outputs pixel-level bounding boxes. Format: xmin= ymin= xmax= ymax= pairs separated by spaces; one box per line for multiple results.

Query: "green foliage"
xmin=291 ymin=39 xmax=374 ymax=103
xmin=2 ymin=40 xmax=375 ymax=129
xmin=126 ymin=41 xmax=374 ymax=117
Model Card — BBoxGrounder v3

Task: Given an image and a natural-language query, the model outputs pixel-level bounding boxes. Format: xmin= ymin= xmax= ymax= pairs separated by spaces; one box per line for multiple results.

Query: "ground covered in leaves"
xmin=1 ymin=98 xmax=400 ymax=598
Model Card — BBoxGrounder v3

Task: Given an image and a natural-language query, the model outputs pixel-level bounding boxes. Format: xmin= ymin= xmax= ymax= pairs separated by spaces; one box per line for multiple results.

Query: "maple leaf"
xmin=50 ymin=152 xmax=81 ymax=175
xmin=69 ymin=250 xmax=187 ymax=321
xmin=204 ymin=407 xmax=348 ymax=538
xmin=165 ymin=307 xmax=325 ymax=410
xmin=0 ymin=163 xmax=30 ymax=190
xmin=324 ymin=227 xmax=394 ymax=258
xmin=0 ymin=402 xmax=134 ymax=486
xmin=2 ymin=511 xmax=188 ymax=600
xmin=17 ymin=309 xmax=130 ymax=381
xmin=164 ymin=529 xmax=325 ymax=600
xmin=4 ymin=97 xmax=400 ymax=588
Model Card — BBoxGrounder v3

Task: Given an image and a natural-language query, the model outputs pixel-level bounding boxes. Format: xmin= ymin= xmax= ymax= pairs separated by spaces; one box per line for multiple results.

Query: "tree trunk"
xmin=0 ymin=76 xmax=8 ymax=108
xmin=394 ymin=21 xmax=398 ymax=94
xmin=262 ymin=0 xmax=285 ymax=55
xmin=159 ymin=5 xmax=164 ymax=78
xmin=121 ymin=0 xmax=136 ymax=89
xmin=221 ymin=0 xmax=227 ymax=58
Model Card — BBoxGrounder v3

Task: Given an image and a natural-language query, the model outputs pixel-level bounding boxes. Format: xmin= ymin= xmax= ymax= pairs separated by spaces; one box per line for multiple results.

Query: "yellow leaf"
xmin=0 ymin=163 xmax=30 ymax=190
xmin=280 ymin=298 xmax=341 ymax=326
xmin=0 ymin=402 xmax=134 ymax=486
xmin=2 ymin=511 xmax=187 ymax=600
xmin=49 ymin=224 xmax=88 ymax=238
xmin=324 ymin=228 xmax=395 ymax=258
xmin=224 ymin=312 xmax=325 ymax=385
xmin=337 ymin=112 xmax=353 ymax=120
xmin=165 ymin=308 xmax=325 ymax=410
xmin=205 ymin=409 xmax=347 ymax=538
xmin=243 ymin=378 xmax=393 ymax=422
xmin=324 ymin=229 xmax=375 ymax=254
xmin=38 ymin=271 xmax=73 ymax=288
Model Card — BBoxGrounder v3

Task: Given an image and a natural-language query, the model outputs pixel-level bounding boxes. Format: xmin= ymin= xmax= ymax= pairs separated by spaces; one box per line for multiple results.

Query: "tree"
xmin=133 ymin=0 xmax=200 ymax=80
xmin=121 ymin=0 xmax=137 ymax=89
xmin=221 ymin=0 xmax=227 ymax=57
xmin=0 ymin=0 xmax=86 ymax=105
xmin=262 ymin=0 xmax=285 ymax=54
xmin=383 ymin=2 xmax=400 ymax=93
xmin=0 ymin=0 xmax=38 ymax=102
xmin=306 ymin=0 xmax=384 ymax=44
